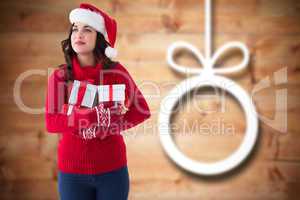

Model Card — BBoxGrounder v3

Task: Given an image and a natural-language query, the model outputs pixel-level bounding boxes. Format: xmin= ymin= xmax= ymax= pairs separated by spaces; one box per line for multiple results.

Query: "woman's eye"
xmin=71 ymin=28 xmax=91 ymax=33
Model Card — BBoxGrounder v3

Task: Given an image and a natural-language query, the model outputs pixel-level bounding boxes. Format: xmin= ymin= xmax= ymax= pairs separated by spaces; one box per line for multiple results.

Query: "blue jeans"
xmin=58 ymin=166 xmax=130 ymax=200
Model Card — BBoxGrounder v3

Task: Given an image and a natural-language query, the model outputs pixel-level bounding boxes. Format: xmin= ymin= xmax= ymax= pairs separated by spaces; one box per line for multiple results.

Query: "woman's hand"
xmin=76 ymin=103 xmax=123 ymax=140
xmin=60 ymin=102 xmax=127 ymax=140
xmin=109 ymin=102 xmax=129 ymax=115
xmin=94 ymin=102 xmax=129 ymax=126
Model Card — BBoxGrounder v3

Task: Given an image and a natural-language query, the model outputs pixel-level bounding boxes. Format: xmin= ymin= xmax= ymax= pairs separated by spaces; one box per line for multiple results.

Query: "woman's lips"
xmin=75 ymin=41 xmax=85 ymax=45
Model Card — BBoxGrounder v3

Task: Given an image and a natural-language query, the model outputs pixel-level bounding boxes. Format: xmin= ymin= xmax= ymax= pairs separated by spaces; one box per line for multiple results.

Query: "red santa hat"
xmin=69 ymin=3 xmax=118 ymax=59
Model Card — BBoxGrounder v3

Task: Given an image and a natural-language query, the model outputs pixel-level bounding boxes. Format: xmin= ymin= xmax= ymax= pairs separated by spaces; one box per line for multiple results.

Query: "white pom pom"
xmin=105 ymin=46 xmax=118 ymax=59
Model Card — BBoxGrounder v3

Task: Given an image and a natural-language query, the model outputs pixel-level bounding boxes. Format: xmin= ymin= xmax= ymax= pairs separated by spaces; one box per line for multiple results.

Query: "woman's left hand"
xmin=112 ymin=102 xmax=129 ymax=115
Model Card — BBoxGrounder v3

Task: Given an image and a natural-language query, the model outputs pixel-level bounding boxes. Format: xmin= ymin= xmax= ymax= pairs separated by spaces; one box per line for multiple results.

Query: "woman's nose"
xmin=76 ymin=30 xmax=84 ymax=39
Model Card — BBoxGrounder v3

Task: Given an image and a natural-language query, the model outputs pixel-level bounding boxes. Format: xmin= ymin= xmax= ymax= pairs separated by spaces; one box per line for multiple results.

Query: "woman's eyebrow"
xmin=73 ymin=25 xmax=92 ymax=28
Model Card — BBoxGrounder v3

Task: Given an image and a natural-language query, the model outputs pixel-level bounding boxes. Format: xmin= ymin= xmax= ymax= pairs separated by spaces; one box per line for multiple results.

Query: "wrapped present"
xmin=67 ymin=80 xmax=98 ymax=115
xmin=97 ymin=84 xmax=125 ymax=102
xmin=68 ymin=80 xmax=81 ymax=105
xmin=81 ymin=83 xmax=98 ymax=108
xmin=98 ymin=84 xmax=128 ymax=115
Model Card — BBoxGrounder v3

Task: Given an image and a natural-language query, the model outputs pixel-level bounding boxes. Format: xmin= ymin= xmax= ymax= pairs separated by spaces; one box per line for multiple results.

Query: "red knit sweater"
xmin=45 ymin=55 xmax=151 ymax=174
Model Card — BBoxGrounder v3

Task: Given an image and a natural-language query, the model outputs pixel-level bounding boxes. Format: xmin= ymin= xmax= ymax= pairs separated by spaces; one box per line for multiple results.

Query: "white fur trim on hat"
xmin=105 ymin=46 xmax=118 ymax=58
xmin=69 ymin=8 xmax=108 ymax=38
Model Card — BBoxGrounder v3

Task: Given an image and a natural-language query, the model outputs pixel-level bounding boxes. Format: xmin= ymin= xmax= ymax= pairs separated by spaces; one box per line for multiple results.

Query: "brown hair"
xmin=60 ymin=23 xmax=117 ymax=82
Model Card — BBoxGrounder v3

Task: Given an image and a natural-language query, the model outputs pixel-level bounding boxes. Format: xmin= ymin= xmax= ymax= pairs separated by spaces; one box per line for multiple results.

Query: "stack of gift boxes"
xmin=67 ymin=80 xmax=126 ymax=115
xmin=65 ymin=80 xmax=128 ymax=136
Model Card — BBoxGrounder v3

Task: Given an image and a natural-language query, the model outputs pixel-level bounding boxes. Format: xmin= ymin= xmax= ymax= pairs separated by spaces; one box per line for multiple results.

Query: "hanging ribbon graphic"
xmin=158 ymin=0 xmax=259 ymax=176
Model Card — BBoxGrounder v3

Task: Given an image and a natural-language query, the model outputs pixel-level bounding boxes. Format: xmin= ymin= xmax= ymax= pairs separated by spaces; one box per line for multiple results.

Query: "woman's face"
xmin=71 ymin=22 xmax=97 ymax=55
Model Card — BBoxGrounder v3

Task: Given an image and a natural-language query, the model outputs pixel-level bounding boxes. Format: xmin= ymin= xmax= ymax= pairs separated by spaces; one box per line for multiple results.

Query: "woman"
xmin=45 ymin=3 xmax=151 ymax=200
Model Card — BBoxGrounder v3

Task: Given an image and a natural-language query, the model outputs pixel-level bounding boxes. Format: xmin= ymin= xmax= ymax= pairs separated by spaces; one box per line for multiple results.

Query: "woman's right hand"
xmin=108 ymin=102 xmax=129 ymax=115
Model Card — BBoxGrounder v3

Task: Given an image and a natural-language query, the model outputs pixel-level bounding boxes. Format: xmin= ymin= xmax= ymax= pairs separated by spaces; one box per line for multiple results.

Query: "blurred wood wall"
xmin=0 ymin=0 xmax=299 ymax=199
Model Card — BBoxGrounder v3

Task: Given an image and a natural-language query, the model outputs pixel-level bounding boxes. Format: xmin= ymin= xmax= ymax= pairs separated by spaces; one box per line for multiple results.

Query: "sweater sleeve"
xmin=45 ymin=68 xmax=74 ymax=133
xmin=116 ymin=63 xmax=151 ymax=132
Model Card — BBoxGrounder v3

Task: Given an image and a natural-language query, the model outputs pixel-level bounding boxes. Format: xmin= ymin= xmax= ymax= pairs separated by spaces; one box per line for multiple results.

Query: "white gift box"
xmin=67 ymin=80 xmax=81 ymax=115
xmin=98 ymin=84 xmax=126 ymax=102
xmin=68 ymin=80 xmax=81 ymax=105
xmin=67 ymin=80 xmax=126 ymax=115
xmin=81 ymin=84 xmax=98 ymax=108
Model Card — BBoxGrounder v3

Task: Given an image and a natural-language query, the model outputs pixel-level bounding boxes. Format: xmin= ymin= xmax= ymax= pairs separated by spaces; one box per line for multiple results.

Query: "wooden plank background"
xmin=0 ymin=0 xmax=299 ymax=199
